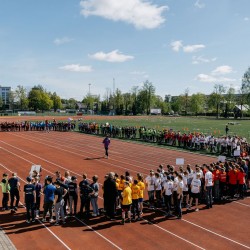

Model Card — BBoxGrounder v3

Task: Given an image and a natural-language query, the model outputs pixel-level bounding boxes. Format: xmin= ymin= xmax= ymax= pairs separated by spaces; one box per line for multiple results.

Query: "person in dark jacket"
xmin=103 ymin=172 xmax=117 ymax=220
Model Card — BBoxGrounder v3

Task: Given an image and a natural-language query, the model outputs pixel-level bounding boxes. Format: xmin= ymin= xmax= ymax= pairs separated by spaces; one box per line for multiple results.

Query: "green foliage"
xmin=28 ymin=87 xmax=53 ymax=111
xmin=190 ymin=93 xmax=206 ymax=115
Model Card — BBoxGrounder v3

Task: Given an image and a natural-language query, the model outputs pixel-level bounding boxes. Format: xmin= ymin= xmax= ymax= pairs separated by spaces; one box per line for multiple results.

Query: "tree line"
xmin=1 ymin=67 xmax=250 ymax=118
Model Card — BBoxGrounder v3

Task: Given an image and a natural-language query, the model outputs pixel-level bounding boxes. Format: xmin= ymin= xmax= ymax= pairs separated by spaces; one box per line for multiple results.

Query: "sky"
xmin=0 ymin=0 xmax=250 ymax=101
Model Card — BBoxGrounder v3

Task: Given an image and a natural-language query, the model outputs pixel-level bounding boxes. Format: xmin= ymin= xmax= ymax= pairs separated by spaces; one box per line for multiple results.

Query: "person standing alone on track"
xmin=103 ymin=135 xmax=110 ymax=159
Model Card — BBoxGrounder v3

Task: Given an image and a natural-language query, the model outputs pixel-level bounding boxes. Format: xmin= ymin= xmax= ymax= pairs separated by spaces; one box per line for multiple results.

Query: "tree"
xmin=15 ymin=85 xmax=29 ymax=110
xmin=170 ymin=96 xmax=182 ymax=113
xmin=28 ymin=86 xmax=52 ymax=111
xmin=178 ymin=88 xmax=190 ymax=115
xmin=139 ymin=81 xmax=156 ymax=115
xmin=190 ymin=93 xmax=205 ymax=116
xmin=114 ymin=88 xmax=124 ymax=115
xmin=123 ymin=93 xmax=133 ymax=115
xmin=208 ymin=84 xmax=226 ymax=118
xmin=50 ymin=92 xmax=62 ymax=112
xmin=224 ymin=86 xmax=236 ymax=117
xmin=238 ymin=67 xmax=250 ymax=117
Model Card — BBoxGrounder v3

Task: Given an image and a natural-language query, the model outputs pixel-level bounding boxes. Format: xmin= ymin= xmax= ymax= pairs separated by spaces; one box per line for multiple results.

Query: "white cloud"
xmin=59 ymin=64 xmax=93 ymax=72
xmin=54 ymin=37 xmax=74 ymax=45
xmin=183 ymin=44 xmax=205 ymax=53
xmin=171 ymin=41 xmax=205 ymax=53
xmin=196 ymin=65 xmax=236 ymax=82
xmin=170 ymin=40 xmax=183 ymax=52
xmin=89 ymin=50 xmax=134 ymax=62
xmin=194 ymin=0 xmax=205 ymax=9
xmin=212 ymin=65 xmax=233 ymax=75
xmin=244 ymin=17 xmax=249 ymax=21
xmin=192 ymin=56 xmax=217 ymax=64
xmin=80 ymin=0 xmax=168 ymax=29
xmin=196 ymin=74 xmax=236 ymax=83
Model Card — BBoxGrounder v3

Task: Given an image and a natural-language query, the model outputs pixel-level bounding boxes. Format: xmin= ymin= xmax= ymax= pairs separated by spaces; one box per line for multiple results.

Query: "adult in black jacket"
xmin=103 ymin=172 xmax=117 ymax=220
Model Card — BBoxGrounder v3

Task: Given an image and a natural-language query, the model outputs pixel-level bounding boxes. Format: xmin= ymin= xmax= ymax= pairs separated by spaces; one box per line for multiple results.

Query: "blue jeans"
xmin=177 ymin=195 xmax=183 ymax=218
xmin=206 ymin=186 xmax=213 ymax=207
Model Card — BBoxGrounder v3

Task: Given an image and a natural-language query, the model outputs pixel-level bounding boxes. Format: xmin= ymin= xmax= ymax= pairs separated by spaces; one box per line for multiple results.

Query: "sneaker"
xmin=195 ymin=208 xmax=199 ymax=212
xmin=62 ymin=221 xmax=66 ymax=225
xmin=14 ymin=207 xmax=18 ymax=211
xmin=120 ymin=219 xmax=125 ymax=225
xmin=26 ymin=220 xmax=30 ymax=223
xmin=32 ymin=219 xmax=35 ymax=223
xmin=36 ymin=215 xmax=39 ymax=219
xmin=54 ymin=222 xmax=60 ymax=226
xmin=42 ymin=218 xmax=46 ymax=223
xmin=50 ymin=219 xmax=54 ymax=223
xmin=92 ymin=213 xmax=97 ymax=217
xmin=126 ymin=219 xmax=131 ymax=223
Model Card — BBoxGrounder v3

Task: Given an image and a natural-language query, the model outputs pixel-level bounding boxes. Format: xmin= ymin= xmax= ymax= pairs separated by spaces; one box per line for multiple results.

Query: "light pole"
xmin=88 ymin=83 xmax=91 ymax=96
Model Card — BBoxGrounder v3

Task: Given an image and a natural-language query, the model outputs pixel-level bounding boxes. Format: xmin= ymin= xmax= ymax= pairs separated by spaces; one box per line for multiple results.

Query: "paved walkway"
xmin=0 ymin=227 xmax=16 ymax=250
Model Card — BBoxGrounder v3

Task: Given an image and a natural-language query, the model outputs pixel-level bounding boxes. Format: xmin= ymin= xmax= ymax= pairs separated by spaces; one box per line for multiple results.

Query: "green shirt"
xmin=1 ymin=180 xmax=10 ymax=193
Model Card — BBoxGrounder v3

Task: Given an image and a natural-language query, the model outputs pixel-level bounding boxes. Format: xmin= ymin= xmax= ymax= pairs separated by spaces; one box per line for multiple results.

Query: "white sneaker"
xmin=195 ymin=208 xmax=199 ymax=212
xmin=92 ymin=213 xmax=97 ymax=217
xmin=42 ymin=218 xmax=46 ymax=223
xmin=49 ymin=219 xmax=54 ymax=223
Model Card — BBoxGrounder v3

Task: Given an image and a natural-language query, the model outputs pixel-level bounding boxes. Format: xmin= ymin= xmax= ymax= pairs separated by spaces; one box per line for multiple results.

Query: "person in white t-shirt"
xmin=145 ymin=171 xmax=155 ymax=208
xmin=154 ymin=173 xmax=162 ymax=207
xmin=204 ymin=166 xmax=214 ymax=209
xmin=172 ymin=171 xmax=179 ymax=212
xmin=188 ymin=173 xmax=201 ymax=212
xmin=176 ymin=175 xmax=184 ymax=219
xmin=183 ymin=171 xmax=189 ymax=207
xmin=162 ymin=176 xmax=173 ymax=216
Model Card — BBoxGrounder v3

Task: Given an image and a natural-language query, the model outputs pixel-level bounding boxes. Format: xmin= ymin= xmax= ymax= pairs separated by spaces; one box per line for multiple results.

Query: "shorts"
xmin=121 ymin=204 xmax=131 ymax=212
xmin=183 ymin=191 xmax=189 ymax=196
xmin=138 ymin=198 xmax=143 ymax=203
xmin=191 ymin=192 xmax=200 ymax=199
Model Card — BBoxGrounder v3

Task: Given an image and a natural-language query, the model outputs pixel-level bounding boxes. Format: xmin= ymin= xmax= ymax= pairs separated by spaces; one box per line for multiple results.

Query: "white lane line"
xmin=0 ymin=162 xmax=122 ymax=250
xmin=0 ymin=139 xmax=146 ymax=175
xmin=150 ymin=206 xmax=250 ymax=249
xmin=233 ymin=201 xmax=250 ymax=208
xmin=0 ymin=163 xmax=71 ymax=250
xmin=182 ymin=219 xmax=250 ymax=249
xmin=74 ymin=217 xmax=122 ymax=250
xmin=142 ymin=218 xmax=205 ymax=250
xmin=2 ymin=138 xmax=249 ymax=249
xmin=2 ymin=144 xmax=206 ymax=250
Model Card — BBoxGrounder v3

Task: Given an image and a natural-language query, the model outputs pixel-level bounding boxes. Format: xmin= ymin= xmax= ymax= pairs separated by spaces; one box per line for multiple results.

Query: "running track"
xmin=0 ymin=130 xmax=250 ymax=250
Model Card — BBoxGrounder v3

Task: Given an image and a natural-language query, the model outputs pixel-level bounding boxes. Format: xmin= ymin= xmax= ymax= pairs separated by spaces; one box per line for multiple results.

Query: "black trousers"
xmin=164 ymin=195 xmax=172 ymax=214
xmin=105 ymin=147 xmax=109 ymax=157
xmin=80 ymin=196 xmax=90 ymax=215
xmin=105 ymin=200 xmax=115 ymax=219
xmin=26 ymin=201 xmax=35 ymax=221
xmin=10 ymin=189 xmax=20 ymax=208
xmin=2 ymin=193 xmax=9 ymax=209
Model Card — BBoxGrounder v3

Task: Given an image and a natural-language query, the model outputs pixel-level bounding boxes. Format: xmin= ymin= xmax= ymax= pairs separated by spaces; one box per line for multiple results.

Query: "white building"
xmin=0 ymin=86 xmax=11 ymax=105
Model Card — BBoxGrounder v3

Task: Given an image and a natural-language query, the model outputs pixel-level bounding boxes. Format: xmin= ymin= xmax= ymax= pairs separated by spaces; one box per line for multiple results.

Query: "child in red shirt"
xmin=237 ymin=167 xmax=246 ymax=199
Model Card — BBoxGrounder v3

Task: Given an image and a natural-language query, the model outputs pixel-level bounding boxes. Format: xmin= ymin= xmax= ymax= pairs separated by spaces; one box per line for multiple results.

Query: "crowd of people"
xmin=78 ymin=122 xmax=250 ymax=157
xmin=1 ymin=157 xmax=249 ymax=225
xmin=0 ymin=120 xmax=76 ymax=132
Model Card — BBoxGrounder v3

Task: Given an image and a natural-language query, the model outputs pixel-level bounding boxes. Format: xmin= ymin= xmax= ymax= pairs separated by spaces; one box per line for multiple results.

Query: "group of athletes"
xmin=0 ymin=120 xmax=76 ymax=132
xmin=1 ymin=156 xmax=249 ymax=225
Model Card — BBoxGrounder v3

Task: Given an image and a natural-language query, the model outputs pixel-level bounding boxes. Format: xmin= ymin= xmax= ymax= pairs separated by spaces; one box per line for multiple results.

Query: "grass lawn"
xmin=78 ymin=116 xmax=250 ymax=140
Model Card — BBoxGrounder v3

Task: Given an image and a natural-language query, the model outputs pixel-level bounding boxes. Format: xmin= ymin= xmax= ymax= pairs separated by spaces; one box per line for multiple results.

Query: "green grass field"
xmin=79 ymin=116 xmax=250 ymax=140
